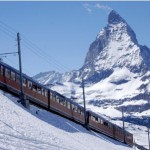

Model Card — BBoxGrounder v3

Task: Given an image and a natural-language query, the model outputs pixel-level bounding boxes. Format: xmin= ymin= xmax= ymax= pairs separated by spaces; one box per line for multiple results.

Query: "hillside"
xmin=0 ymin=90 xmax=137 ymax=150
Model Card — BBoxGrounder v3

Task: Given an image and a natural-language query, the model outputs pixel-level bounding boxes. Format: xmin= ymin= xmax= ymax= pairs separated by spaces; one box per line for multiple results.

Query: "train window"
xmin=56 ymin=96 xmax=59 ymax=103
xmin=32 ymin=84 xmax=37 ymax=92
xmin=95 ymin=117 xmax=98 ymax=122
xmin=60 ymin=99 xmax=65 ymax=106
xmin=77 ymin=108 xmax=81 ymax=114
xmin=28 ymin=81 xmax=32 ymax=89
xmin=127 ymin=134 xmax=132 ymax=139
xmin=41 ymin=88 xmax=45 ymax=96
xmin=67 ymin=102 xmax=70 ymax=109
xmin=104 ymin=122 xmax=108 ymax=126
xmin=100 ymin=119 xmax=104 ymax=125
xmin=5 ymin=68 xmax=10 ymax=79
xmin=0 ymin=66 xmax=4 ymax=76
xmin=37 ymin=87 xmax=41 ymax=94
xmin=71 ymin=104 xmax=74 ymax=110
xmin=62 ymin=100 xmax=66 ymax=107
xmin=59 ymin=98 xmax=64 ymax=105
xmin=91 ymin=116 xmax=94 ymax=121
xmin=23 ymin=78 xmax=27 ymax=87
xmin=74 ymin=106 xmax=77 ymax=112
xmin=50 ymin=92 xmax=52 ymax=99
xmin=16 ymin=74 xmax=20 ymax=84
xmin=52 ymin=94 xmax=56 ymax=101
xmin=11 ymin=71 xmax=16 ymax=81
xmin=44 ymin=90 xmax=48 ymax=97
xmin=63 ymin=101 xmax=66 ymax=107
xmin=98 ymin=118 xmax=101 ymax=123
xmin=81 ymin=111 xmax=84 ymax=116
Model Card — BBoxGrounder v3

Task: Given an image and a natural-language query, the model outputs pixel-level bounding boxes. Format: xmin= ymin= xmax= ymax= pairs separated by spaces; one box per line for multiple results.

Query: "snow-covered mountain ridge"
xmin=34 ymin=10 xmax=150 ymax=125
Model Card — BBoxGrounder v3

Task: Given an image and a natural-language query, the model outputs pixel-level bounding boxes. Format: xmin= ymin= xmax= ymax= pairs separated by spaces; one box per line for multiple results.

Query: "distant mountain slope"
xmin=34 ymin=10 xmax=150 ymax=125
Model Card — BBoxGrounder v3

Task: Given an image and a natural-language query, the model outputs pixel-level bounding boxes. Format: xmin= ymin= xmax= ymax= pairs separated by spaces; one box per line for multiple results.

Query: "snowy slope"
xmin=0 ymin=90 xmax=136 ymax=150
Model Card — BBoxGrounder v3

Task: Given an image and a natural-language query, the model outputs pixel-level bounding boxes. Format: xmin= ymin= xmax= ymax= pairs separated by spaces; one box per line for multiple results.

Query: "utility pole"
xmin=147 ymin=118 xmax=150 ymax=150
xmin=148 ymin=127 xmax=150 ymax=150
xmin=82 ymin=78 xmax=87 ymax=127
xmin=122 ymin=107 xmax=125 ymax=143
xmin=17 ymin=33 xmax=23 ymax=98
xmin=17 ymin=33 xmax=29 ymax=108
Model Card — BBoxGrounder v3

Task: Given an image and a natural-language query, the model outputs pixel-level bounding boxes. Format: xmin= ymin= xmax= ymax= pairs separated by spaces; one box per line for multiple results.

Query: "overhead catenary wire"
xmin=21 ymin=34 xmax=71 ymax=72
xmin=0 ymin=20 xmax=17 ymax=34
xmin=0 ymin=20 xmax=71 ymax=74
xmin=22 ymin=43 xmax=66 ymax=73
xmin=5 ymin=57 xmax=31 ymax=75
xmin=0 ymin=20 xmax=71 ymax=73
xmin=0 ymin=25 xmax=16 ymax=40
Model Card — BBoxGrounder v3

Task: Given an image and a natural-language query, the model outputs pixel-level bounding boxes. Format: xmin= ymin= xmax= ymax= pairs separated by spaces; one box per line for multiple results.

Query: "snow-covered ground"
xmin=0 ymin=90 xmax=136 ymax=150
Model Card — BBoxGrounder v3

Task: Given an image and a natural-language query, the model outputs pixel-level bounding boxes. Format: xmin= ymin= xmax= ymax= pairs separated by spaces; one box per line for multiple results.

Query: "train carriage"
xmin=49 ymin=91 xmax=85 ymax=124
xmin=0 ymin=62 xmax=49 ymax=108
xmin=88 ymin=111 xmax=114 ymax=138
xmin=88 ymin=110 xmax=133 ymax=146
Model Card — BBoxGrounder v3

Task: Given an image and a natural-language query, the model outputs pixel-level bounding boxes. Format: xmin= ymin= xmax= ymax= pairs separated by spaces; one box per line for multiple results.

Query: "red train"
xmin=0 ymin=61 xmax=133 ymax=146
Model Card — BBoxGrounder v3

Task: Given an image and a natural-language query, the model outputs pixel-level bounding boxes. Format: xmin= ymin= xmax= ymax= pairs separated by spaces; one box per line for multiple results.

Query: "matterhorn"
xmin=34 ymin=10 xmax=150 ymax=125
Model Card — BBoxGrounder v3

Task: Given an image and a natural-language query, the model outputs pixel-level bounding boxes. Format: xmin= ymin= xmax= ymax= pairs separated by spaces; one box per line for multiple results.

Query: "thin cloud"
xmin=83 ymin=3 xmax=92 ymax=13
xmin=83 ymin=3 xmax=112 ymax=15
xmin=95 ymin=4 xmax=112 ymax=13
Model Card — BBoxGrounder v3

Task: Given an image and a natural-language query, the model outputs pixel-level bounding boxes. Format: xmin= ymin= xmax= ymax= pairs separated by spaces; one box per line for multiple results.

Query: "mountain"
xmin=34 ymin=10 xmax=150 ymax=126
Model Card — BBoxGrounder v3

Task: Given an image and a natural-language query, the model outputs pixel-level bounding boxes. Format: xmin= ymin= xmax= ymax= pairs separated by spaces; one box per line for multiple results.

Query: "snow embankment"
xmin=0 ymin=91 xmax=133 ymax=150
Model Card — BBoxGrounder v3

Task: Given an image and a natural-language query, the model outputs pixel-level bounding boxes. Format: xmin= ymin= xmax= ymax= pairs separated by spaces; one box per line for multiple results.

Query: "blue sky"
xmin=0 ymin=2 xmax=150 ymax=76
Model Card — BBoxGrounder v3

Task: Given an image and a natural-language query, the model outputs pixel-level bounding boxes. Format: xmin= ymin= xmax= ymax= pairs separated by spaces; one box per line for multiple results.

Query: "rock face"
xmin=34 ymin=10 xmax=150 ymax=123
xmin=80 ymin=10 xmax=150 ymax=82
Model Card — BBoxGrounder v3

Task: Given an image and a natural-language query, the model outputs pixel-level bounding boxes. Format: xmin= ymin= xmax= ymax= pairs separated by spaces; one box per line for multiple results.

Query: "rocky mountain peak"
xmin=108 ymin=10 xmax=126 ymax=25
xmin=80 ymin=10 xmax=148 ymax=82
xmin=35 ymin=10 xmax=150 ymax=84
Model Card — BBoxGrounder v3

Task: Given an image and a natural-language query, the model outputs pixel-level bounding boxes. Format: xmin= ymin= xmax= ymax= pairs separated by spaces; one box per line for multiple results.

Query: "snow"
xmin=109 ymin=67 xmax=131 ymax=83
xmin=95 ymin=32 xmax=142 ymax=71
xmin=80 ymin=67 xmax=145 ymax=101
xmin=120 ymin=100 xmax=148 ymax=106
xmin=0 ymin=90 xmax=135 ymax=150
